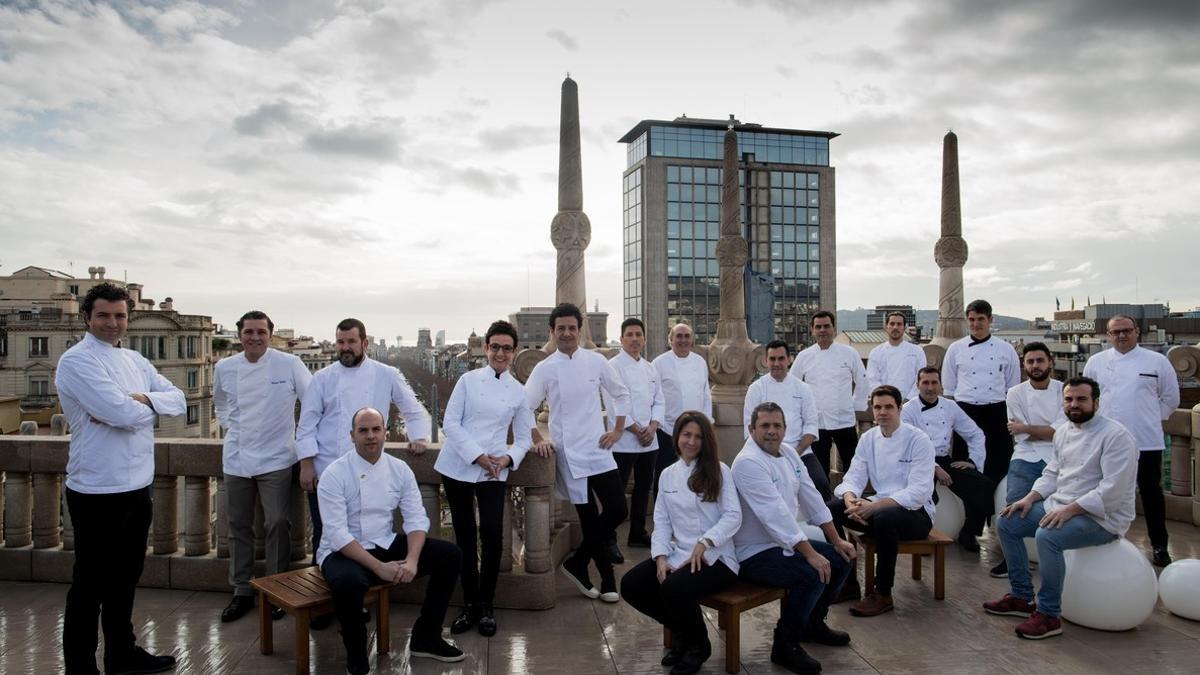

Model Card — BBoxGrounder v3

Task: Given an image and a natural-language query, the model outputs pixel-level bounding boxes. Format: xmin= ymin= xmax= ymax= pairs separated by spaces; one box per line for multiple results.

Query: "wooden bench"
xmin=856 ymin=528 xmax=954 ymax=600
xmin=250 ymin=567 xmax=394 ymax=675
xmin=662 ymin=581 xmax=787 ymax=674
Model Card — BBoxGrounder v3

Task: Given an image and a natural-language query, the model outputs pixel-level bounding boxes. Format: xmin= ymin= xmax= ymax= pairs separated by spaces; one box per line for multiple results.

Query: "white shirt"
xmin=1083 ymin=346 xmax=1180 ymax=452
xmin=834 ymin=423 xmax=936 ymax=519
xmin=732 ymin=438 xmax=833 ymax=562
xmin=652 ymin=459 xmax=742 ymax=573
xmin=315 ymin=450 xmax=430 ymax=566
xmin=789 ymin=343 xmax=868 ymax=430
xmin=941 ymin=335 xmax=1020 ymax=405
xmin=525 ymin=349 xmax=631 ymax=504
xmin=602 ymin=351 xmax=665 ymax=454
xmin=435 ymin=366 xmax=534 ymax=483
xmin=1032 ymin=415 xmax=1138 ymax=535
xmin=652 ymin=350 xmax=713 ymax=431
xmin=296 ymin=358 xmax=432 ymax=476
xmin=742 ymin=374 xmax=818 ymax=454
xmin=901 ymin=395 xmax=987 ymax=469
xmin=214 ymin=348 xmax=312 ymax=478
xmin=1006 ymin=379 xmax=1066 ymax=464
xmin=867 ymin=340 xmax=927 ymax=401
xmin=55 ymin=332 xmax=186 ymax=494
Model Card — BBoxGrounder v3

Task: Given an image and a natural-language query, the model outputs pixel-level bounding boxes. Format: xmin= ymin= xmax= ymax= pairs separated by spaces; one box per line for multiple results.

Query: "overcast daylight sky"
xmin=2 ymin=0 xmax=1198 ymax=344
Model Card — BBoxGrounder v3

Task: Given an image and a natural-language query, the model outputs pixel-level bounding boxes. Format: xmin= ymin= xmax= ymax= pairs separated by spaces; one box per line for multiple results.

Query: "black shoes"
xmin=271 ymin=606 xmax=285 ymax=621
xmin=220 ymin=595 xmax=254 ymax=623
xmin=801 ymin=620 xmax=851 ymax=647
xmin=409 ymin=634 xmax=465 ymax=662
xmin=770 ymin=636 xmax=822 ymax=674
xmin=478 ymin=604 xmax=497 ymax=637
xmin=989 ymin=560 xmax=1009 ymax=578
xmin=670 ymin=635 xmax=712 ymax=675
xmin=661 ymin=643 xmax=684 ymax=667
xmin=104 ymin=646 xmax=176 ymax=675
xmin=958 ymin=531 xmax=981 ymax=553
xmin=561 ymin=557 xmax=600 ymax=599
xmin=1152 ymin=547 xmax=1172 ymax=567
xmin=450 ymin=604 xmax=479 ymax=635
xmin=605 ymin=539 xmax=625 ymax=564
xmin=627 ymin=532 xmax=653 ymax=548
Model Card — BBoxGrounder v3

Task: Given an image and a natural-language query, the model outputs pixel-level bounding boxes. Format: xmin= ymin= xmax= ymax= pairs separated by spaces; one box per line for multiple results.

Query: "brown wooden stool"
xmin=662 ymin=580 xmax=787 ymax=674
xmin=855 ymin=528 xmax=953 ymax=599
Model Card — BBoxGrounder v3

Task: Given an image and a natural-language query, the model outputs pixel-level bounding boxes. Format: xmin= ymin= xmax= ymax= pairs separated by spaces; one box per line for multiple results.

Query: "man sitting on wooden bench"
xmin=317 ymin=407 xmax=465 ymax=674
xmin=733 ymin=402 xmax=857 ymax=674
xmin=830 ymin=385 xmax=936 ymax=618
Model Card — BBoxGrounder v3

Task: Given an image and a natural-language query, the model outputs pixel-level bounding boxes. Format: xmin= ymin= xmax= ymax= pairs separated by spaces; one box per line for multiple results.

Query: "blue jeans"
xmin=1005 ymin=459 xmax=1046 ymax=505
xmin=997 ymin=501 xmax=1116 ymax=617
xmin=738 ymin=542 xmax=851 ymax=639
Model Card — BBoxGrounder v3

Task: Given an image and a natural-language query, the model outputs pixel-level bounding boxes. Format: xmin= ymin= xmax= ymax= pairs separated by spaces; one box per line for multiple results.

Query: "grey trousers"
xmin=226 ymin=467 xmax=293 ymax=596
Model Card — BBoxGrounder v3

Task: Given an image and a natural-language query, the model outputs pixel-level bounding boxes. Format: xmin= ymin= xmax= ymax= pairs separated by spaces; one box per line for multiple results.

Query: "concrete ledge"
xmin=0 ymin=547 xmax=32 ymax=580
xmin=31 ymin=547 xmax=74 ymax=583
xmin=169 ymin=554 xmax=230 ymax=590
xmin=0 ymin=437 xmax=33 ymax=472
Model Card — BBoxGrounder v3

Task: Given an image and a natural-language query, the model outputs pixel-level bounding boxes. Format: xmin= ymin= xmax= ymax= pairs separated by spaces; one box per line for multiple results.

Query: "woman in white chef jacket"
xmin=620 ymin=410 xmax=741 ymax=675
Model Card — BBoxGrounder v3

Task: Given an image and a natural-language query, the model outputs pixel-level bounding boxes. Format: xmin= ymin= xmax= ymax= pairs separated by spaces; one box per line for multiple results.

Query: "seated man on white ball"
xmin=983 ymin=376 xmax=1138 ymax=640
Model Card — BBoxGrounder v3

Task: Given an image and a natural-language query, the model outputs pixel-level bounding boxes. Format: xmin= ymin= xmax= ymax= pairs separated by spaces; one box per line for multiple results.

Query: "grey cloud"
xmin=234 ymin=101 xmax=298 ymax=136
xmin=545 ymin=29 xmax=578 ymax=51
xmin=304 ymin=122 xmax=402 ymax=161
xmin=425 ymin=160 xmax=521 ymax=196
xmin=478 ymin=124 xmax=556 ymax=152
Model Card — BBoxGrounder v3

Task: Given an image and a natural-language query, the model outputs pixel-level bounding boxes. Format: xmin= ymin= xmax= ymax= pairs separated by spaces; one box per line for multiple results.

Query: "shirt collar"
xmin=349 ymin=450 xmax=384 ymax=475
xmin=969 ymin=334 xmax=992 ymax=346
xmin=920 ymin=396 xmax=939 ymax=411
xmin=83 ymin=331 xmax=119 ymax=350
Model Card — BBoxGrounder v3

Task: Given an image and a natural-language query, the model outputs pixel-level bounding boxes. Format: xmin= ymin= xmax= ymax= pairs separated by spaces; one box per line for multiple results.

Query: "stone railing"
xmin=0 ymin=418 xmax=574 ymax=610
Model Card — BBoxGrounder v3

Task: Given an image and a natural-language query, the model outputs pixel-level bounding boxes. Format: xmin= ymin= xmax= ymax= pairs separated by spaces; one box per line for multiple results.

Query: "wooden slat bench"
xmin=250 ymin=567 xmax=394 ymax=675
xmin=856 ymin=528 xmax=954 ymax=600
xmin=662 ymin=581 xmax=787 ymax=674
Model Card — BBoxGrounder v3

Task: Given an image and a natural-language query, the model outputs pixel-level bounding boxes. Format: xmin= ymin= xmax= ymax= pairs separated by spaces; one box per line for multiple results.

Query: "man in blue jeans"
xmin=983 ymin=376 xmax=1138 ymax=639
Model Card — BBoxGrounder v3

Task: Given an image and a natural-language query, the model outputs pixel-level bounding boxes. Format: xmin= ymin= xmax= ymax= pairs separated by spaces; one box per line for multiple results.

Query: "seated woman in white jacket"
xmin=620 ymin=410 xmax=742 ymax=675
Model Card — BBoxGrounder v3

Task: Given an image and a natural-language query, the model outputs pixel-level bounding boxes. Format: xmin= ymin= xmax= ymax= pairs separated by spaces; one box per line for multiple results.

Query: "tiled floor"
xmin=2 ymin=519 xmax=1197 ymax=674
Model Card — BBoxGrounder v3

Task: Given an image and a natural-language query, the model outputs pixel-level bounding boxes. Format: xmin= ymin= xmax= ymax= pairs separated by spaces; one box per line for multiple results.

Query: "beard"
xmin=339 ymin=350 xmax=365 ymax=367
xmin=1066 ymin=407 xmax=1095 ymax=424
xmin=1027 ymin=368 xmax=1050 ymax=382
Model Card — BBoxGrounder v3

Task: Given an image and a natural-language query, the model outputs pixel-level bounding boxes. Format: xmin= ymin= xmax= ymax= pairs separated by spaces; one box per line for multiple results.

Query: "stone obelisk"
xmin=932 ymin=131 xmax=968 ymax=347
xmin=706 ymin=125 xmax=762 ymax=462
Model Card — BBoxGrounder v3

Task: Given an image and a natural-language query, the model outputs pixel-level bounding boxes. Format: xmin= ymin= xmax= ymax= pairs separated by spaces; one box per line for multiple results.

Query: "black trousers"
xmin=812 ymin=426 xmax=859 ymax=476
xmin=653 ymin=428 xmax=676 ymax=496
xmin=307 ymin=490 xmax=322 ymax=566
xmin=616 ymin=451 xmax=657 ymax=540
xmin=620 ymin=558 xmax=736 ymax=644
xmin=955 ymin=401 xmax=1013 ymax=484
xmin=828 ymin=498 xmax=931 ymax=595
xmin=571 ymin=469 xmax=628 ymax=583
xmin=442 ymin=475 xmax=506 ymax=607
xmin=63 ymin=486 xmax=153 ymax=675
xmin=801 ymin=452 xmax=833 ymax=501
xmin=321 ymin=537 xmax=461 ymax=666
xmin=935 ymin=456 xmax=995 ymax=537
xmin=1137 ymin=450 xmax=1168 ymax=548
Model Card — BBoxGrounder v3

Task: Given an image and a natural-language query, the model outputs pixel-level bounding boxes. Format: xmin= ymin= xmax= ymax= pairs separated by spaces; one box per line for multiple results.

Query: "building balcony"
xmin=19 ymin=394 xmax=57 ymax=408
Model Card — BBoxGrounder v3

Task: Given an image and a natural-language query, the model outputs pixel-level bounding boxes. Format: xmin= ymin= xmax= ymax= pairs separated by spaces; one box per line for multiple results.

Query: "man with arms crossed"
xmin=867 ymin=311 xmax=926 ymax=402
xmin=790 ymin=310 xmax=868 ymax=478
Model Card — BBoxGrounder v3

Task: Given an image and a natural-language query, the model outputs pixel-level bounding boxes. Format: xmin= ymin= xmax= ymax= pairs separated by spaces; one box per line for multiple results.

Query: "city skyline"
xmin=2 ymin=1 xmax=1197 ymax=344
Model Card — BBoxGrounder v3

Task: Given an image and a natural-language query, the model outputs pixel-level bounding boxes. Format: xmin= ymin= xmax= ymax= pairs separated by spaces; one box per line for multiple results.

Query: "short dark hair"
xmin=81 ymin=282 xmax=133 ymax=319
xmin=237 ymin=310 xmax=274 ymax=333
xmin=1065 ymin=376 xmax=1100 ymax=400
xmin=485 ymin=320 xmax=519 ymax=347
xmin=870 ymin=385 xmax=903 ymax=407
xmin=811 ymin=310 xmax=836 ymax=328
xmin=916 ymin=366 xmax=941 ymax=381
xmin=1022 ymin=341 xmax=1052 ymax=360
xmin=764 ymin=339 xmax=790 ymax=354
xmin=620 ymin=317 xmax=645 ymax=335
xmin=336 ymin=318 xmax=367 ymax=341
xmin=548 ymin=302 xmax=583 ymax=329
xmin=885 ymin=311 xmax=907 ymax=326
xmin=965 ymin=299 xmax=993 ymax=318
xmin=750 ymin=401 xmax=786 ymax=428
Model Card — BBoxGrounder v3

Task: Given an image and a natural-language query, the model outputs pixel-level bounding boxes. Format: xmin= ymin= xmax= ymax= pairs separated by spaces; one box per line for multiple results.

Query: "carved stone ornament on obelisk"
xmin=706 ymin=125 xmax=764 ymax=463
xmin=932 ymin=130 xmax=968 ymax=349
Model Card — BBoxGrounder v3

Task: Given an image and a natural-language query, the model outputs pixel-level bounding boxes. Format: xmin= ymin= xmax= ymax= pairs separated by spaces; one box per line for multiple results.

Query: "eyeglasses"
xmin=488 ymin=343 xmax=515 ymax=353
xmin=1107 ymin=328 xmax=1136 ymax=337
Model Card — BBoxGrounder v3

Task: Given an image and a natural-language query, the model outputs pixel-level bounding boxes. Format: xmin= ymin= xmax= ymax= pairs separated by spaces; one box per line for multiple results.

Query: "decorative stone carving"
xmin=550 ymin=211 xmax=591 ymax=250
xmin=1168 ymin=345 xmax=1200 ymax=380
xmin=933 ymin=131 xmax=968 ymax=346
xmin=715 ymin=236 xmax=750 ymax=268
xmin=934 ymin=236 xmax=968 ymax=269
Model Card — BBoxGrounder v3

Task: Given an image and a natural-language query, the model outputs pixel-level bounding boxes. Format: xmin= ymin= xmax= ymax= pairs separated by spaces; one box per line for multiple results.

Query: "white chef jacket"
xmin=315 ymin=450 xmax=430 ymax=566
xmin=867 ymin=340 xmax=927 ymax=402
xmin=1083 ymin=346 xmax=1180 ymax=452
xmin=435 ymin=366 xmax=534 ymax=483
xmin=602 ymin=351 xmax=665 ymax=454
xmin=296 ymin=358 xmax=432 ymax=476
xmin=214 ymin=348 xmax=312 ymax=478
xmin=732 ymin=438 xmax=833 ymax=562
xmin=55 ymin=332 xmax=186 ymax=494
xmin=789 ymin=343 xmax=868 ymax=430
xmin=901 ymin=395 xmax=987 ymax=469
xmin=1006 ymin=379 xmax=1066 ymax=464
xmin=652 ymin=350 xmax=713 ymax=432
xmin=1032 ymin=415 xmax=1138 ymax=536
xmin=742 ymin=373 xmax=818 ymax=454
xmin=652 ymin=459 xmax=742 ymax=573
xmin=941 ymin=335 xmax=1020 ymax=405
xmin=525 ymin=348 xmax=631 ymax=504
xmin=834 ymin=423 xmax=936 ymax=519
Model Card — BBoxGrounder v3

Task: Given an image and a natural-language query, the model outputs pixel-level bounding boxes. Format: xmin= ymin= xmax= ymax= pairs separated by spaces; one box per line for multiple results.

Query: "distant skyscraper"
xmin=619 ymin=116 xmax=838 ymax=357
xmin=435 ymin=330 xmax=446 ymax=348
xmin=416 ymin=328 xmax=432 ymax=350
xmin=867 ymin=305 xmax=917 ymax=331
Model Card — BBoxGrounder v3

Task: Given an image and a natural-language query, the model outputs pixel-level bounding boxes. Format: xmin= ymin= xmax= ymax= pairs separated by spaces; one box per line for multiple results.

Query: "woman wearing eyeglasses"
xmin=435 ymin=320 xmax=535 ymax=636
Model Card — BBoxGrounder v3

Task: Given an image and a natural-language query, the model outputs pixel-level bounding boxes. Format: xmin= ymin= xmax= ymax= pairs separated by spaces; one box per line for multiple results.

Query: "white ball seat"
xmin=1061 ymin=538 xmax=1158 ymax=631
xmin=932 ymin=484 xmax=964 ymax=539
xmin=1158 ymin=558 xmax=1200 ymax=621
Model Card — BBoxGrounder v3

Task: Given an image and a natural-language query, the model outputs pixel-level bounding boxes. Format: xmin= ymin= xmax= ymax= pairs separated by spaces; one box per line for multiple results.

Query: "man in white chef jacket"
xmin=214 ymin=310 xmax=312 ymax=623
xmin=652 ymin=322 xmax=713 ymax=488
xmin=866 ymin=311 xmax=926 ymax=402
xmin=56 ymin=283 xmax=185 ymax=675
xmin=1083 ymin=314 xmax=1179 ymax=566
xmin=790 ymin=310 xmax=868 ymax=478
xmin=526 ymin=303 xmax=631 ymax=602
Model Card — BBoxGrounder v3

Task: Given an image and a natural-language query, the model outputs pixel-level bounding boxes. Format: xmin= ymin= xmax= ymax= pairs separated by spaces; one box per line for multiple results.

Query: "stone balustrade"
xmin=0 ymin=418 xmax=572 ymax=610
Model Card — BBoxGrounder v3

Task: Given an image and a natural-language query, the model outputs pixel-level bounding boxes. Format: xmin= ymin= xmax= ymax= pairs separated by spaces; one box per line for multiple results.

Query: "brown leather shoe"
xmin=849 ymin=592 xmax=894 ymax=617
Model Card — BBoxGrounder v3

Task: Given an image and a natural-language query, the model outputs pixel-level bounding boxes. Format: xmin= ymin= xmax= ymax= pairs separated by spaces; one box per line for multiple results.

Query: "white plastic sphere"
xmin=1061 ymin=538 xmax=1158 ymax=631
xmin=1158 ymin=558 xmax=1200 ymax=621
xmin=933 ymin=484 xmax=965 ymax=538
xmin=994 ymin=477 xmax=1038 ymax=563
xmin=798 ymin=522 xmax=827 ymax=543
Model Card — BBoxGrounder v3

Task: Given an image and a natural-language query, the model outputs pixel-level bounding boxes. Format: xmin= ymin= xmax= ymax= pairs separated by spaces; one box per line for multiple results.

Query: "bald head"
xmin=350 ymin=407 xmax=386 ymax=462
xmin=669 ymin=323 xmax=695 ymax=356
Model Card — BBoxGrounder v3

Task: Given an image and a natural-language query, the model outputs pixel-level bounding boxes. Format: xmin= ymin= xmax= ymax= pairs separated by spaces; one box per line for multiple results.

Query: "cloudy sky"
xmin=2 ymin=0 xmax=1197 ymax=343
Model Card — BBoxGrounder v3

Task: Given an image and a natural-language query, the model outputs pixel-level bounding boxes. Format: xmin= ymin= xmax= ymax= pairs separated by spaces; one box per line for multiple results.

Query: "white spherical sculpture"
xmin=994 ymin=477 xmax=1038 ymax=563
xmin=932 ymin=484 xmax=965 ymax=538
xmin=1061 ymin=538 xmax=1158 ymax=631
xmin=798 ymin=522 xmax=827 ymax=543
xmin=1158 ymin=558 xmax=1200 ymax=621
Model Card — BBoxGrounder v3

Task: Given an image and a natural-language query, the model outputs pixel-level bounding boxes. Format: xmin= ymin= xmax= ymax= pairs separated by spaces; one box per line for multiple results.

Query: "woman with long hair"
xmin=619 ymin=410 xmax=742 ymax=675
